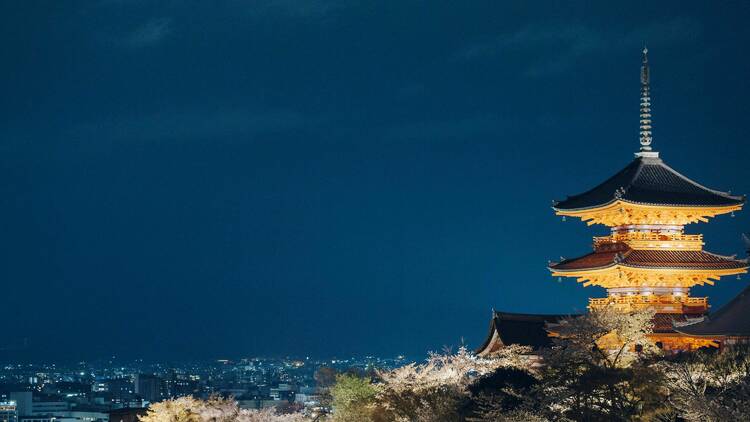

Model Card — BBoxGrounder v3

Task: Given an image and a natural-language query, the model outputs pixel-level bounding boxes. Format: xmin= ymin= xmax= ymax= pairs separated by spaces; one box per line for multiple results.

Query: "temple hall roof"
xmin=653 ymin=313 xmax=705 ymax=334
xmin=675 ymin=284 xmax=750 ymax=337
xmin=553 ymin=156 xmax=744 ymax=211
xmin=476 ymin=312 xmax=571 ymax=355
xmin=550 ymin=243 xmax=748 ymax=272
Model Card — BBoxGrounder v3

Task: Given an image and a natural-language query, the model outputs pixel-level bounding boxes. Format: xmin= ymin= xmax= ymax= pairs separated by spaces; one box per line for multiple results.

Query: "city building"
xmin=97 ymin=379 xmax=133 ymax=401
xmin=0 ymin=401 xmax=17 ymax=422
xmin=478 ymin=48 xmax=749 ymax=355
xmin=132 ymin=376 xmax=162 ymax=404
xmin=8 ymin=393 xmax=30 ymax=417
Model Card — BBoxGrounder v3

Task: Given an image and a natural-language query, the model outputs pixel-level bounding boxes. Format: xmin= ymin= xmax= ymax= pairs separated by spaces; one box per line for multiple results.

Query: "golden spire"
xmin=636 ymin=46 xmax=658 ymax=158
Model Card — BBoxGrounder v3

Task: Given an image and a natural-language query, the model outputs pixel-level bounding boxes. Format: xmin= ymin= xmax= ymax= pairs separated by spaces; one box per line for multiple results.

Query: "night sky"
xmin=3 ymin=1 xmax=750 ymax=362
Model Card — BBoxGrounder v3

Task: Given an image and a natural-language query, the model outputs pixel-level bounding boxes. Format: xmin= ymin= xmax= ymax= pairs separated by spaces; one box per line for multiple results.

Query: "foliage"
xmin=536 ymin=305 xmax=668 ymax=421
xmin=660 ymin=346 xmax=750 ymax=422
xmin=140 ymin=316 xmax=750 ymax=422
xmin=548 ymin=305 xmax=659 ymax=369
xmin=374 ymin=345 xmax=532 ymax=422
xmin=139 ymin=396 xmax=309 ymax=422
xmin=328 ymin=373 xmax=380 ymax=422
xmin=314 ymin=367 xmax=338 ymax=389
xmin=465 ymin=367 xmax=544 ymax=421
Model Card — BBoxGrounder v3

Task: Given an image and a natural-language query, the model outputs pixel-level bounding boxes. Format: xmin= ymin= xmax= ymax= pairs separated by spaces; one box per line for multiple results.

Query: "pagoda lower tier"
xmin=547 ymin=240 xmax=748 ymax=351
xmin=475 ymin=311 xmax=721 ymax=356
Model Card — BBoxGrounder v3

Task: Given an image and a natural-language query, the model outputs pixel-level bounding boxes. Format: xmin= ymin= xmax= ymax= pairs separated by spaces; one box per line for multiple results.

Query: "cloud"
xmin=122 ymin=18 xmax=173 ymax=48
xmin=456 ymin=17 xmax=702 ymax=77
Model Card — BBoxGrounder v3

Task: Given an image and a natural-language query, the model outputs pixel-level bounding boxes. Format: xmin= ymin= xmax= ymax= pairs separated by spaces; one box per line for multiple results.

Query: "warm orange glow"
xmin=647 ymin=334 xmax=719 ymax=351
xmin=593 ymin=232 xmax=704 ymax=251
xmin=588 ymin=295 xmax=708 ymax=314
xmin=555 ymin=200 xmax=742 ymax=227
xmin=551 ymin=266 xmax=747 ymax=289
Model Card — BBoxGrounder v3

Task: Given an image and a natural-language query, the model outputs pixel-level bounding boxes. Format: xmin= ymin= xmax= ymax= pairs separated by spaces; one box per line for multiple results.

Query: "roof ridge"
xmin=653 ymin=158 xmax=745 ymax=202
xmin=626 ymin=157 xmax=649 ymax=193
xmin=494 ymin=311 xmax=571 ymax=318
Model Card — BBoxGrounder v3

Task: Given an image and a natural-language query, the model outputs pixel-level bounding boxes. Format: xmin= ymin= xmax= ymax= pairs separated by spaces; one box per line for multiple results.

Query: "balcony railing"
xmin=594 ymin=233 xmax=704 ymax=250
xmin=589 ymin=295 xmax=708 ymax=309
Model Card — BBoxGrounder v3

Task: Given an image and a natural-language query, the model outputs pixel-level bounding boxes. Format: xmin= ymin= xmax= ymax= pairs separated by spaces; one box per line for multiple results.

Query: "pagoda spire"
xmin=636 ymin=46 xmax=658 ymax=158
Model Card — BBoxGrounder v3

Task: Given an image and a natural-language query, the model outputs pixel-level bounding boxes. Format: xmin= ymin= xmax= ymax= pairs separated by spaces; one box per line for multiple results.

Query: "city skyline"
xmin=3 ymin=1 xmax=750 ymax=361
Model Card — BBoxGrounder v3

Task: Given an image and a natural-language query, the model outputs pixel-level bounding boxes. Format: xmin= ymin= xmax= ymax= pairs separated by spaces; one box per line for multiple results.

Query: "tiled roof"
xmin=477 ymin=311 xmax=710 ymax=354
xmin=554 ymin=156 xmax=744 ymax=211
xmin=550 ymin=244 xmax=748 ymax=272
xmin=675 ymin=284 xmax=750 ymax=337
xmin=476 ymin=312 xmax=571 ymax=353
xmin=652 ymin=313 xmax=704 ymax=333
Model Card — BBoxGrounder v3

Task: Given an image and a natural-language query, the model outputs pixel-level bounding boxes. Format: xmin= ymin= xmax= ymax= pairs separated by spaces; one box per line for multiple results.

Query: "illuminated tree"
xmin=661 ymin=346 xmax=750 ymax=422
xmin=138 ymin=396 xmax=308 ymax=422
xmin=374 ymin=345 xmax=532 ymax=421
xmin=539 ymin=306 xmax=666 ymax=421
xmin=328 ymin=373 xmax=380 ymax=422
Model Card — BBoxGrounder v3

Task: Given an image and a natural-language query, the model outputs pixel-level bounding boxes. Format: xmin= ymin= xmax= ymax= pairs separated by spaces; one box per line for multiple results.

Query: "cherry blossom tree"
xmin=139 ymin=396 xmax=308 ymax=422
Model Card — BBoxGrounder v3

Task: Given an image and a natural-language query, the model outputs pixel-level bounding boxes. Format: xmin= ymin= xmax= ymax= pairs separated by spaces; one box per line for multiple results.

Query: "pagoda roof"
xmin=554 ymin=156 xmax=744 ymax=211
xmin=674 ymin=283 xmax=750 ymax=337
xmin=550 ymin=243 xmax=748 ymax=272
xmin=476 ymin=312 xmax=571 ymax=354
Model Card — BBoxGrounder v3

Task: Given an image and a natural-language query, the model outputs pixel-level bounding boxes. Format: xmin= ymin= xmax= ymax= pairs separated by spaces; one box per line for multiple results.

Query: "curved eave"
xmin=553 ymin=199 xmax=744 ymax=216
xmin=672 ymin=329 xmax=739 ymax=338
xmin=672 ymin=330 xmax=750 ymax=338
xmin=476 ymin=316 xmax=501 ymax=355
xmin=672 ymin=321 xmax=748 ymax=338
xmin=549 ymin=264 xmax=748 ymax=276
xmin=548 ymin=263 xmax=616 ymax=273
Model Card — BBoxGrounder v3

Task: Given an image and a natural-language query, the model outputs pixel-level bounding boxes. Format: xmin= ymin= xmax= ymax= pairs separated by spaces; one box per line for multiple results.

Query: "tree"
xmin=465 ymin=366 xmax=549 ymax=422
xmin=374 ymin=345 xmax=532 ymax=422
xmin=661 ymin=346 xmax=750 ymax=422
xmin=314 ymin=367 xmax=338 ymax=390
xmin=548 ymin=305 xmax=659 ymax=369
xmin=538 ymin=305 xmax=667 ymax=421
xmin=328 ymin=374 xmax=380 ymax=422
xmin=138 ymin=396 xmax=309 ymax=422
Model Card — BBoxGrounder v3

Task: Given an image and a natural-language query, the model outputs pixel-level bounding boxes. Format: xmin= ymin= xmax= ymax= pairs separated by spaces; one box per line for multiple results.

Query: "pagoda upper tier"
xmin=553 ymin=155 xmax=745 ymax=226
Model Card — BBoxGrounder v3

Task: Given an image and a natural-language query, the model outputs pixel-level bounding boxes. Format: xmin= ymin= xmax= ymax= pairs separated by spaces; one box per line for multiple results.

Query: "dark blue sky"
xmin=2 ymin=1 xmax=750 ymax=361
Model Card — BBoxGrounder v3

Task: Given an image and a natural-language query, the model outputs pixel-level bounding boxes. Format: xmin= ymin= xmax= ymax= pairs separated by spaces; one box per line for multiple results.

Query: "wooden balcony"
xmin=589 ymin=295 xmax=708 ymax=313
xmin=593 ymin=233 xmax=704 ymax=251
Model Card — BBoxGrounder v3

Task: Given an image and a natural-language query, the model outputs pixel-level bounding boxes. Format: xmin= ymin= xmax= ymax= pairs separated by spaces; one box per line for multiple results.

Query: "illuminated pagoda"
xmin=478 ymin=49 xmax=747 ymax=356
xmin=548 ymin=47 xmax=748 ymax=351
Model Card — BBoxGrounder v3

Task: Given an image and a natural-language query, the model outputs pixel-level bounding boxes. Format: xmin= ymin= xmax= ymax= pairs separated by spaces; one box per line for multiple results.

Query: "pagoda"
xmin=548 ymin=48 xmax=748 ymax=351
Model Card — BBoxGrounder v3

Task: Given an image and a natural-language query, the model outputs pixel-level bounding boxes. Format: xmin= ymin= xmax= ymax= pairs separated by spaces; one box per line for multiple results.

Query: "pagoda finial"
xmin=636 ymin=46 xmax=658 ymax=158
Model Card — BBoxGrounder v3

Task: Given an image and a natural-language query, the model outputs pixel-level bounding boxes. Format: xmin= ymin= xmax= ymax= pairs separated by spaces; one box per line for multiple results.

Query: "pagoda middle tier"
xmin=549 ymin=240 xmax=748 ymax=313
